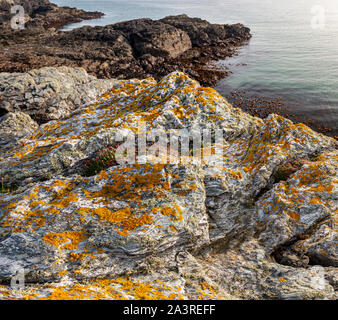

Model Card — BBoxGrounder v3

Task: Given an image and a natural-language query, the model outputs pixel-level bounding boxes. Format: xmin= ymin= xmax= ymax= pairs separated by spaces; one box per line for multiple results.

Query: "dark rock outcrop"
xmin=0 ymin=0 xmax=103 ymax=29
xmin=160 ymin=15 xmax=251 ymax=46
xmin=113 ymin=18 xmax=192 ymax=59
xmin=0 ymin=14 xmax=251 ymax=86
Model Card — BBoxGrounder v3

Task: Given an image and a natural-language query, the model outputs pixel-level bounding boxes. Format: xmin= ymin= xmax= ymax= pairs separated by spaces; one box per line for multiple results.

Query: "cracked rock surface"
xmin=0 ymin=67 xmax=118 ymax=123
xmin=0 ymin=70 xmax=337 ymax=300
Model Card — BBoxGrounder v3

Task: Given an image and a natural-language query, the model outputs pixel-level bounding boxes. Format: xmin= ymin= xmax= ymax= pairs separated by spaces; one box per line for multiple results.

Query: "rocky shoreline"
xmin=0 ymin=1 xmax=251 ymax=87
xmin=0 ymin=0 xmax=103 ymax=30
xmin=1 ymin=2 xmax=336 ymax=138
xmin=0 ymin=1 xmax=337 ymax=301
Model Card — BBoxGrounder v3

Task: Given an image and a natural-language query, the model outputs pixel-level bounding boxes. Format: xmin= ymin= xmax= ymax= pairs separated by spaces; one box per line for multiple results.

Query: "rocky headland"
xmin=1 ymin=2 xmax=336 ymax=138
xmin=0 ymin=6 xmax=251 ymax=87
xmin=0 ymin=69 xmax=337 ymax=300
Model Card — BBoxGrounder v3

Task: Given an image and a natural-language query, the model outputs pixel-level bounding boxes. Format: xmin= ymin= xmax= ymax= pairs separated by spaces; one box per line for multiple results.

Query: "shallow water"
xmin=53 ymin=0 xmax=338 ymax=135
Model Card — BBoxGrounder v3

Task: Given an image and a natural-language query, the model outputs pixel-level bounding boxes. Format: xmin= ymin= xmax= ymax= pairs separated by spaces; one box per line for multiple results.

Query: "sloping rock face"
xmin=0 ymin=71 xmax=337 ymax=300
xmin=0 ymin=15 xmax=251 ymax=87
xmin=0 ymin=67 xmax=118 ymax=123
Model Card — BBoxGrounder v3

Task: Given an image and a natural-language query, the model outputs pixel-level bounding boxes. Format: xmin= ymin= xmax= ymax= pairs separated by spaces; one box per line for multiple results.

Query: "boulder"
xmin=0 ymin=67 xmax=118 ymax=123
xmin=114 ymin=18 xmax=192 ymax=59
xmin=160 ymin=14 xmax=251 ymax=46
xmin=0 ymin=112 xmax=38 ymax=151
xmin=0 ymin=71 xmax=336 ymax=300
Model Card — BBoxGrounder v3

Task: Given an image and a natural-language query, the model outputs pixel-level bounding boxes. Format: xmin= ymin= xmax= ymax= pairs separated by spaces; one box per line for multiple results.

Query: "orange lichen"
xmin=43 ymin=231 xmax=88 ymax=250
xmin=286 ymin=211 xmax=300 ymax=222
xmin=309 ymin=197 xmax=322 ymax=205
xmin=159 ymin=205 xmax=183 ymax=221
xmin=31 ymin=278 xmax=184 ymax=300
xmin=91 ymin=207 xmax=154 ymax=236
xmin=170 ymin=225 xmax=179 ymax=232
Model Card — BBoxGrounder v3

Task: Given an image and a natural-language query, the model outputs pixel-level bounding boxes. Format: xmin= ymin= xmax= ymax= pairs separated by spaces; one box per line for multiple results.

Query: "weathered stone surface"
xmin=0 ymin=71 xmax=260 ymax=186
xmin=0 ymin=0 xmax=103 ymax=29
xmin=160 ymin=14 xmax=251 ymax=46
xmin=254 ymin=151 xmax=337 ymax=253
xmin=0 ymin=71 xmax=336 ymax=300
xmin=0 ymin=111 xmax=38 ymax=150
xmin=0 ymin=163 xmax=208 ymax=283
xmin=113 ymin=18 xmax=192 ymax=59
xmin=196 ymin=239 xmax=336 ymax=300
xmin=0 ymin=14 xmax=251 ymax=86
xmin=0 ymin=67 xmax=118 ymax=123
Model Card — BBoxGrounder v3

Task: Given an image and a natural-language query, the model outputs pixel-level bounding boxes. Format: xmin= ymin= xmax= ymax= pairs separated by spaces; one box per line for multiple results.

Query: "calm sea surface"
xmin=53 ymin=0 xmax=338 ymax=134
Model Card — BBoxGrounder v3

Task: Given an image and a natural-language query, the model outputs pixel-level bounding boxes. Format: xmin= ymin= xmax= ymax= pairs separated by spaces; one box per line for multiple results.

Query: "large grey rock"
xmin=0 ymin=67 xmax=117 ymax=123
xmin=0 ymin=112 xmax=38 ymax=150
xmin=0 ymin=71 xmax=336 ymax=300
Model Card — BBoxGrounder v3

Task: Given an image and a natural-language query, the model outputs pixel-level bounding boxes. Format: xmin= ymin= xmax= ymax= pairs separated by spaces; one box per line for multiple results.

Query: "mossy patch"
xmin=273 ymin=158 xmax=310 ymax=183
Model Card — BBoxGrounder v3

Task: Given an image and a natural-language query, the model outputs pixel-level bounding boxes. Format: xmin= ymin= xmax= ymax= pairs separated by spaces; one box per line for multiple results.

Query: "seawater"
xmin=52 ymin=0 xmax=338 ymax=135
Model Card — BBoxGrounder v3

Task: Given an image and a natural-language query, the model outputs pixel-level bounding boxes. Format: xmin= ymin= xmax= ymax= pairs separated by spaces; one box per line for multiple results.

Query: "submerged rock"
xmin=0 ymin=71 xmax=336 ymax=300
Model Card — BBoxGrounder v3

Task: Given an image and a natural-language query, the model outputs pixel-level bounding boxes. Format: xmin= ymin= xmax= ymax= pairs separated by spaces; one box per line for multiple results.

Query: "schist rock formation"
xmin=0 ymin=70 xmax=337 ymax=299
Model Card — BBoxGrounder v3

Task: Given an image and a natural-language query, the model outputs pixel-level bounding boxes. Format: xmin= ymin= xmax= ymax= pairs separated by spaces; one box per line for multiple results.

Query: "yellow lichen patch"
xmin=58 ymin=270 xmax=69 ymax=277
xmin=170 ymin=225 xmax=179 ymax=232
xmin=1 ymin=209 xmax=47 ymax=233
xmin=68 ymin=252 xmax=96 ymax=262
xmin=84 ymin=164 xmax=170 ymax=201
xmin=196 ymin=282 xmax=221 ymax=300
xmin=51 ymin=192 xmax=78 ymax=209
xmin=159 ymin=205 xmax=183 ymax=221
xmin=319 ymin=249 xmax=327 ymax=256
xmin=309 ymin=197 xmax=322 ymax=205
xmin=91 ymin=207 xmax=154 ymax=236
xmin=97 ymin=171 xmax=109 ymax=181
xmin=43 ymin=231 xmax=88 ymax=250
xmin=29 ymin=200 xmax=45 ymax=209
xmin=30 ymin=278 xmax=184 ymax=300
xmin=286 ymin=211 xmax=300 ymax=222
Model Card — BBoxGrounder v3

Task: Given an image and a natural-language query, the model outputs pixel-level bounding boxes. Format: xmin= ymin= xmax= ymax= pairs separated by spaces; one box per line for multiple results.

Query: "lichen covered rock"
xmin=0 ymin=71 xmax=336 ymax=300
